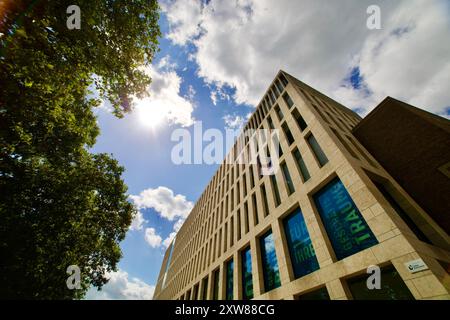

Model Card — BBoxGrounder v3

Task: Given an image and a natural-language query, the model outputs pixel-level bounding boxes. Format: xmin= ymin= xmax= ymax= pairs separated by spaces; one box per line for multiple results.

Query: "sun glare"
xmin=136 ymin=98 xmax=167 ymax=128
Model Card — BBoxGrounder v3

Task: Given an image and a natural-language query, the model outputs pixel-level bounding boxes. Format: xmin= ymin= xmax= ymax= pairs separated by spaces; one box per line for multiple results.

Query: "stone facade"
xmin=153 ymin=71 xmax=450 ymax=300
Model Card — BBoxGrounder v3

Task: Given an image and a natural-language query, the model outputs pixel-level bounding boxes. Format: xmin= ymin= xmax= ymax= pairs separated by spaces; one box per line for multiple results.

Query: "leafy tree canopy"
xmin=0 ymin=0 xmax=161 ymax=299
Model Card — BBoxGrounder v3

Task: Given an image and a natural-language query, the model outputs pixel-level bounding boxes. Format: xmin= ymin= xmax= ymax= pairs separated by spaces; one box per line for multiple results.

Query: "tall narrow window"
xmin=260 ymin=231 xmax=281 ymax=292
xmin=241 ymin=247 xmax=253 ymax=300
xmin=226 ymin=259 xmax=234 ymax=300
xmin=213 ymin=269 xmax=220 ymax=300
xmin=280 ymin=74 xmax=288 ymax=86
xmin=242 ymin=173 xmax=247 ymax=197
xmin=275 ymin=79 xmax=284 ymax=94
xmin=275 ymin=104 xmax=284 ymax=121
xmin=202 ymin=276 xmax=209 ymax=300
xmin=270 ymin=174 xmax=281 ymax=207
xmin=237 ymin=209 xmax=241 ymax=241
xmin=292 ymin=108 xmax=308 ymax=131
xmin=230 ymin=216 xmax=234 ymax=247
xmin=281 ymin=162 xmax=295 ymax=195
xmin=267 ymin=115 xmax=275 ymax=129
xmin=313 ymin=178 xmax=378 ymax=260
xmin=193 ymin=283 xmax=199 ymax=300
xmin=243 ymin=201 xmax=249 ymax=234
xmin=307 ymin=134 xmax=328 ymax=167
xmin=282 ymin=123 xmax=295 ymax=145
xmin=249 ymin=165 xmax=255 ymax=188
xmin=283 ymin=93 xmax=294 ymax=108
xmin=283 ymin=208 xmax=319 ymax=278
xmin=252 ymin=193 xmax=259 ymax=226
xmin=371 ymin=179 xmax=431 ymax=244
xmin=260 ymin=184 xmax=270 ymax=217
xmin=293 ymin=148 xmax=311 ymax=182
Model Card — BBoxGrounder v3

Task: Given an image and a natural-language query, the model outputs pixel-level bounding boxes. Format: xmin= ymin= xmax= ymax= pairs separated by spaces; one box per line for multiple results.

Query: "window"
xmin=313 ymin=178 xmax=378 ymax=260
xmin=281 ymin=162 xmax=295 ymax=195
xmin=283 ymin=208 xmax=319 ymax=278
xmin=292 ymin=108 xmax=308 ymax=131
xmin=193 ymin=283 xmax=199 ymax=300
xmin=202 ymin=276 xmax=209 ymax=300
xmin=293 ymin=148 xmax=310 ymax=182
xmin=237 ymin=209 xmax=241 ymax=241
xmin=307 ymin=134 xmax=328 ymax=167
xmin=347 ymin=265 xmax=414 ymax=300
xmin=280 ymin=74 xmax=288 ymax=86
xmin=296 ymin=286 xmax=330 ymax=300
xmin=243 ymin=173 xmax=247 ymax=197
xmin=267 ymin=115 xmax=275 ymax=129
xmin=275 ymin=105 xmax=284 ymax=120
xmin=332 ymin=128 xmax=359 ymax=159
xmin=283 ymin=93 xmax=294 ymax=108
xmin=270 ymin=174 xmax=281 ymax=207
xmin=275 ymin=79 xmax=284 ymax=94
xmin=241 ymin=247 xmax=253 ymax=300
xmin=243 ymin=201 xmax=250 ymax=234
xmin=252 ymin=193 xmax=259 ymax=226
xmin=260 ymin=231 xmax=281 ymax=292
xmin=371 ymin=179 xmax=431 ymax=244
xmin=213 ymin=269 xmax=220 ymax=300
xmin=250 ymin=166 xmax=255 ymax=188
xmin=260 ymin=184 xmax=270 ymax=217
xmin=282 ymin=123 xmax=295 ymax=145
xmin=230 ymin=216 xmax=234 ymax=247
xmin=226 ymin=259 xmax=234 ymax=300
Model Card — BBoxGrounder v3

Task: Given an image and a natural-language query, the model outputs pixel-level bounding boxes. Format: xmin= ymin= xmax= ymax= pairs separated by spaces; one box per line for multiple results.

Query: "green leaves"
xmin=0 ymin=0 xmax=160 ymax=299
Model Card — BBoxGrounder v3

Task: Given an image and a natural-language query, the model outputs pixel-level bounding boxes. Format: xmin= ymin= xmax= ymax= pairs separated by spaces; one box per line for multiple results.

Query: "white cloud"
xmin=134 ymin=63 xmax=195 ymax=127
xmin=223 ymin=114 xmax=246 ymax=130
xmin=173 ymin=218 xmax=185 ymax=232
xmin=85 ymin=269 xmax=155 ymax=300
xmin=162 ymin=231 xmax=177 ymax=248
xmin=144 ymin=227 xmax=163 ymax=248
xmin=129 ymin=211 xmax=147 ymax=231
xmin=162 ymin=0 xmax=203 ymax=46
xmin=162 ymin=0 xmax=450 ymax=116
xmin=130 ymin=186 xmax=193 ymax=221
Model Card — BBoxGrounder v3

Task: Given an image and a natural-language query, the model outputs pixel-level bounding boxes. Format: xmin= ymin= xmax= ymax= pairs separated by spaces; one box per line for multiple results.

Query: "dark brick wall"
xmin=353 ymin=97 xmax=450 ymax=235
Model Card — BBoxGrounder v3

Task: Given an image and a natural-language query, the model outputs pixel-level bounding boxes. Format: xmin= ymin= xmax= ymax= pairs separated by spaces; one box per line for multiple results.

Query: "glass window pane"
xmin=283 ymin=93 xmax=294 ymax=108
xmin=283 ymin=208 xmax=320 ymax=278
xmin=313 ymin=178 xmax=378 ymax=260
xmin=282 ymin=123 xmax=295 ymax=145
xmin=293 ymin=108 xmax=308 ymax=131
xmin=213 ymin=269 xmax=220 ymax=299
xmin=270 ymin=174 xmax=281 ymax=206
xmin=260 ymin=231 xmax=281 ymax=292
xmin=275 ymin=105 xmax=284 ymax=120
xmin=297 ymin=286 xmax=330 ymax=300
xmin=226 ymin=260 xmax=234 ymax=300
xmin=348 ymin=266 xmax=414 ymax=300
xmin=202 ymin=276 xmax=209 ymax=300
xmin=241 ymin=247 xmax=253 ymax=300
xmin=293 ymin=149 xmax=311 ymax=182
xmin=307 ymin=134 xmax=328 ymax=167
xmin=281 ymin=162 xmax=295 ymax=195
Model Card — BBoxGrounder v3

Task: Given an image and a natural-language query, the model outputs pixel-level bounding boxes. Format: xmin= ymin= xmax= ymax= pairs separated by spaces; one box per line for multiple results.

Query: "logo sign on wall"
xmin=405 ymin=259 xmax=428 ymax=273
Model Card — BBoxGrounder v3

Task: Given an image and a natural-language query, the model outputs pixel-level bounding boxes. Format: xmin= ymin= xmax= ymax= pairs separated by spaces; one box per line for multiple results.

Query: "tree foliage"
xmin=0 ymin=0 xmax=161 ymax=299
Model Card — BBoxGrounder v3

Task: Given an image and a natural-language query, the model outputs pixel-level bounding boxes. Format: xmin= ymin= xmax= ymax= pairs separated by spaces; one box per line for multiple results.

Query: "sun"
xmin=136 ymin=98 xmax=167 ymax=128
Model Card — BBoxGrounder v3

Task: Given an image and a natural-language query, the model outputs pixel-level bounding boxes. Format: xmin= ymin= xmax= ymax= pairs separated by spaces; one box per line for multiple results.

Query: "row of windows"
xmin=160 ymin=83 xmax=339 ymax=297
xmin=178 ymin=177 xmax=414 ymax=300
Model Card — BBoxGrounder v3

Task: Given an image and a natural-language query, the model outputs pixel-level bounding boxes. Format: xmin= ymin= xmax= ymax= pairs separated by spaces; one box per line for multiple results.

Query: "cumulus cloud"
xmin=130 ymin=186 xmax=194 ymax=221
xmin=85 ymin=270 xmax=155 ymax=300
xmin=162 ymin=0 xmax=450 ymax=116
xmin=144 ymin=227 xmax=163 ymax=248
xmin=223 ymin=114 xmax=246 ymax=130
xmin=129 ymin=211 xmax=147 ymax=231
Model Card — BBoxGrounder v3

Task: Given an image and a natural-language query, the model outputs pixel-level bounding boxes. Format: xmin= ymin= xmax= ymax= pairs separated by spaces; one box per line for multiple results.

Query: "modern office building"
xmin=153 ymin=71 xmax=450 ymax=300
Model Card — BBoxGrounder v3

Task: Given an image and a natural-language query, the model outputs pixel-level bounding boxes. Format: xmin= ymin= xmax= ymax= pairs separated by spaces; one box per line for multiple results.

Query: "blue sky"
xmin=86 ymin=0 xmax=450 ymax=299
